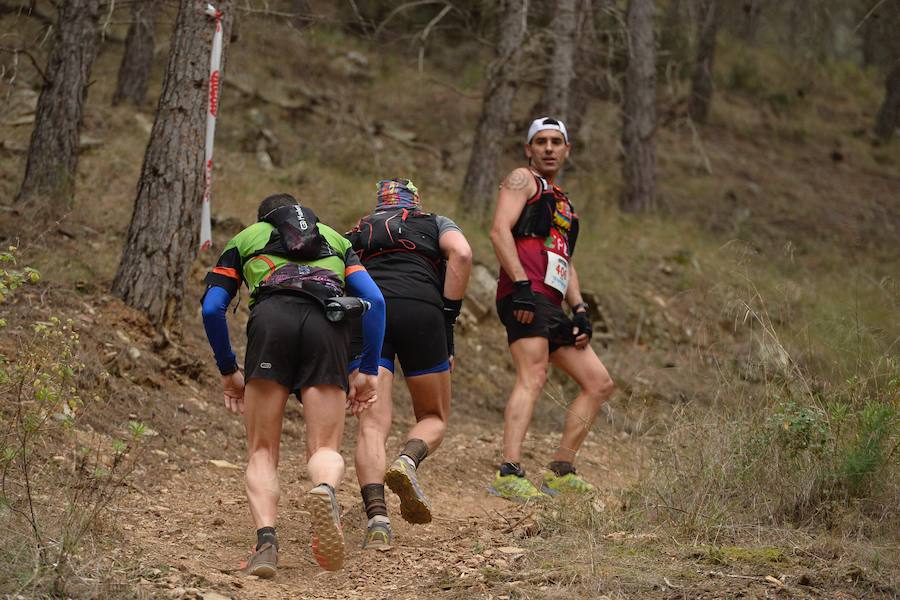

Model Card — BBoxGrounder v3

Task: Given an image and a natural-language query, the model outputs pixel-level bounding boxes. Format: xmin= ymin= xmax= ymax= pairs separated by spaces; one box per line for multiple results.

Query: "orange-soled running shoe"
xmin=241 ymin=542 xmax=278 ymax=579
xmin=306 ymin=484 xmax=345 ymax=571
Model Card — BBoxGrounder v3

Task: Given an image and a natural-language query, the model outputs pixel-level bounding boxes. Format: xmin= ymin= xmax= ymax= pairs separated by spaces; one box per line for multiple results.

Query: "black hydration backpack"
xmin=252 ymin=204 xmax=336 ymax=262
xmin=346 ymin=208 xmax=442 ymax=267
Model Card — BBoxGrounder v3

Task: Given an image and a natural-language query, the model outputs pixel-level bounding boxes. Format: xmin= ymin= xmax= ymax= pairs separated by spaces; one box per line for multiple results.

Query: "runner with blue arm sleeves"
xmin=200 ymin=193 xmax=384 ymax=577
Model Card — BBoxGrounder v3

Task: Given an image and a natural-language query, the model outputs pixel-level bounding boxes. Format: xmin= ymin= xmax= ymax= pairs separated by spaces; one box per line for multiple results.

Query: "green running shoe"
xmin=385 ymin=456 xmax=432 ymax=524
xmin=487 ymin=471 xmax=548 ymax=503
xmin=540 ymin=471 xmax=595 ymax=496
xmin=362 ymin=515 xmax=392 ymax=549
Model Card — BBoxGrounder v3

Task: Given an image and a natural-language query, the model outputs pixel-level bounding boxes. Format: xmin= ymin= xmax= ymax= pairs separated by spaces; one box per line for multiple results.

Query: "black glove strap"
xmin=442 ymin=296 xmax=462 ymax=324
xmin=511 ymin=280 xmax=536 ymax=312
xmin=572 ymin=311 xmax=592 ymax=340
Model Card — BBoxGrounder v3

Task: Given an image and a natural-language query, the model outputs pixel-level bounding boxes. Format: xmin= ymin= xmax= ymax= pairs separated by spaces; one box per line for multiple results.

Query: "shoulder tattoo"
xmin=501 ymin=170 xmax=530 ymax=191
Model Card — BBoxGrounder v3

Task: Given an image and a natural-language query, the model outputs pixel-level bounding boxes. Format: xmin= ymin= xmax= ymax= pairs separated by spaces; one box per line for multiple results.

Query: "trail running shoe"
xmin=487 ymin=471 xmax=548 ymax=503
xmin=540 ymin=471 xmax=595 ymax=496
xmin=385 ymin=456 xmax=432 ymax=524
xmin=306 ymin=484 xmax=345 ymax=571
xmin=362 ymin=515 xmax=392 ymax=549
xmin=242 ymin=542 xmax=277 ymax=578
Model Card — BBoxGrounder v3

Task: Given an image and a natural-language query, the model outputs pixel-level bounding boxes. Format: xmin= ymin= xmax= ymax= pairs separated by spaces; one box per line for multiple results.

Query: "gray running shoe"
xmin=362 ymin=515 xmax=392 ymax=549
xmin=242 ymin=542 xmax=277 ymax=578
xmin=306 ymin=484 xmax=345 ymax=571
xmin=385 ymin=456 xmax=432 ymax=524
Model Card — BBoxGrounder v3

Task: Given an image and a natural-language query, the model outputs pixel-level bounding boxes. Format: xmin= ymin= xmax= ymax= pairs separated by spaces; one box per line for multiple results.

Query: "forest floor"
xmin=5 ymin=286 xmax=892 ymax=600
xmin=115 ymin=389 xmax=638 ymax=600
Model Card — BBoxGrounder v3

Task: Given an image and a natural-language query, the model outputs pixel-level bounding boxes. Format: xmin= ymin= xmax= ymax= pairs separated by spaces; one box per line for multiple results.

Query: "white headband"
xmin=526 ymin=117 xmax=569 ymax=144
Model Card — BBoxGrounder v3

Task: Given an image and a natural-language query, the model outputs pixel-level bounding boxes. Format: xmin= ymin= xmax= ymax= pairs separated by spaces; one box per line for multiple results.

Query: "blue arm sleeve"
xmin=345 ymin=270 xmax=385 ymax=376
xmin=201 ymin=285 xmax=238 ymax=375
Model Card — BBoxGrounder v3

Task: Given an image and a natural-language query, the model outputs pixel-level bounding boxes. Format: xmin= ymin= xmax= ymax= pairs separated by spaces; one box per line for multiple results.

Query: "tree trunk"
xmin=566 ymin=0 xmax=602 ymax=144
xmin=14 ymin=0 xmax=101 ymax=213
xmin=620 ymin=0 xmax=656 ymax=213
xmin=113 ymin=0 xmax=233 ymax=332
xmin=538 ymin=0 xmax=578 ymax=121
xmin=113 ymin=0 xmax=157 ymax=106
xmin=660 ymin=0 xmax=688 ymax=67
xmin=739 ymin=0 xmax=763 ymax=44
xmin=458 ymin=0 xmax=528 ymax=218
xmin=291 ymin=0 xmax=312 ymax=29
xmin=875 ymin=61 xmax=900 ymax=142
xmin=688 ymin=0 xmax=721 ymax=123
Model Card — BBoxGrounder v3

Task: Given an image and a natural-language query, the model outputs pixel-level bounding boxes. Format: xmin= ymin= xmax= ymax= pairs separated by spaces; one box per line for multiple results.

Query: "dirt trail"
xmin=118 ymin=386 xmax=640 ymax=600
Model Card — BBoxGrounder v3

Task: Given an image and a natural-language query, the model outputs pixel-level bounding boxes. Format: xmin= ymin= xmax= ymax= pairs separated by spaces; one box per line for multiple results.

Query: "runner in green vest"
xmin=201 ymin=193 xmax=386 ymax=575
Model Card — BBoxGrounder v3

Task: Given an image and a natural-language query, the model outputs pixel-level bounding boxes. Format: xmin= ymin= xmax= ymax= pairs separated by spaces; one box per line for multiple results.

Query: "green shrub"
xmin=769 ymin=400 xmax=831 ymax=453
xmin=839 ymin=401 xmax=898 ymax=496
xmin=0 ymin=248 xmax=147 ymax=596
xmin=726 ymin=58 xmax=767 ymax=97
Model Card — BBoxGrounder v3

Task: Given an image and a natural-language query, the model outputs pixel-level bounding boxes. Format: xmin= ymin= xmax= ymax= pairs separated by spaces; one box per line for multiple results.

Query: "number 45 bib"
xmin=544 ymin=251 xmax=569 ymax=295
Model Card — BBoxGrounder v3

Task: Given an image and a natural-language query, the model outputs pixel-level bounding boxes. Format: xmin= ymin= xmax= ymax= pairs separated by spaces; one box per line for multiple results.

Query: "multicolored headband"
xmin=375 ymin=178 xmax=420 ymax=210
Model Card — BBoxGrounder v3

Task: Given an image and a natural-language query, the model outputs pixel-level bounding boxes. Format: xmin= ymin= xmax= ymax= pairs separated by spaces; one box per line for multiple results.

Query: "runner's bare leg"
xmin=502 ymin=336 xmax=550 ymax=463
xmin=355 ymin=367 xmax=394 ymax=486
xmin=549 ymin=345 xmax=614 ymax=462
xmin=303 ymin=384 xmax=348 ymax=488
xmin=406 ymin=370 xmax=451 ymax=451
xmin=243 ymin=378 xmax=290 ymax=529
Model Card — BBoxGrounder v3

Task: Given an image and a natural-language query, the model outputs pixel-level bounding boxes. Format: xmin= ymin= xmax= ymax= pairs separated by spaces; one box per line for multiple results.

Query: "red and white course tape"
xmin=200 ymin=3 xmax=223 ymax=251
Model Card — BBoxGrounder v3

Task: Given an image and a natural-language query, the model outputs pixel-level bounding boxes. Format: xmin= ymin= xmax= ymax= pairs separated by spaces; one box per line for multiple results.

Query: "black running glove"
xmin=572 ymin=310 xmax=592 ymax=340
xmin=511 ymin=280 xmax=536 ymax=313
xmin=442 ymin=297 xmax=462 ymax=357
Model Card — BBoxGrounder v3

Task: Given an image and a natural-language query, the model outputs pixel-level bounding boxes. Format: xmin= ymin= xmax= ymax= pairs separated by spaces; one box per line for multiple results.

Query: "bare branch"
xmin=0 ymin=45 xmax=49 ymax=84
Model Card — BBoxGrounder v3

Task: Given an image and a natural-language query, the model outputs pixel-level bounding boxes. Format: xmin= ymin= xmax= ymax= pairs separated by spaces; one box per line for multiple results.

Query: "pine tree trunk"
xmin=739 ymin=0 xmax=762 ymax=44
xmin=113 ymin=0 xmax=157 ymax=106
xmin=113 ymin=0 xmax=233 ymax=332
xmin=565 ymin=0 xmax=598 ymax=141
xmin=538 ymin=0 xmax=577 ymax=120
xmin=875 ymin=61 xmax=900 ymax=141
xmin=458 ymin=0 xmax=528 ymax=218
xmin=14 ymin=0 xmax=101 ymax=213
xmin=688 ymin=0 xmax=721 ymax=123
xmin=566 ymin=0 xmax=604 ymax=147
xmin=620 ymin=0 xmax=656 ymax=213
xmin=291 ymin=0 xmax=312 ymax=29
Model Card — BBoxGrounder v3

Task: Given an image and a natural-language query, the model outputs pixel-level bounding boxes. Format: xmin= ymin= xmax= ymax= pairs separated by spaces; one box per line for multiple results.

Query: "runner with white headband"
xmin=487 ymin=117 xmax=615 ymax=502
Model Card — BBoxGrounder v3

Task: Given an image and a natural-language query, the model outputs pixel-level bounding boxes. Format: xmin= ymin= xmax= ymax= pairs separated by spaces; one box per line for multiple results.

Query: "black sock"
xmin=256 ymin=526 xmax=277 ymax=551
xmin=549 ymin=461 xmax=576 ymax=477
xmin=400 ymin=438 xmax=429 ymax=469
xmin=499 ymin=462 xmax=525 ymax=477
xmin=361 ymin=483 xmax=388 ymax=519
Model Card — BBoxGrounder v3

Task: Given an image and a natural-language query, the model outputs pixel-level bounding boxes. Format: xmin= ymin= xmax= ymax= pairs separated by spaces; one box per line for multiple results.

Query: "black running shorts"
xmin=350 ymin=297 xmax=449 ymax=376
xmin=497 ymin=293 xmax=576 ymax=353
xmin=245 ymin=294 xmax=351 ymax=396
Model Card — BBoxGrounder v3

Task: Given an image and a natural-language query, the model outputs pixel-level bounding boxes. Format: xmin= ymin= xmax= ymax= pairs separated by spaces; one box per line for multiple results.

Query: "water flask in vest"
xmin=325 ymin=297 xmax=370 ymax=322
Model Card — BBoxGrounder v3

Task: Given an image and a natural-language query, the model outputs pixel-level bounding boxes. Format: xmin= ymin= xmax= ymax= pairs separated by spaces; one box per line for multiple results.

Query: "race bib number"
xmin=544 ymin=252 xmax=569 ymax=295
